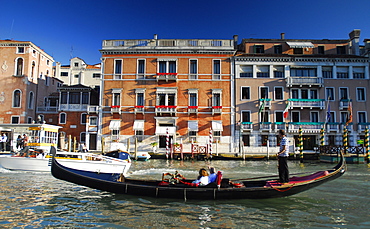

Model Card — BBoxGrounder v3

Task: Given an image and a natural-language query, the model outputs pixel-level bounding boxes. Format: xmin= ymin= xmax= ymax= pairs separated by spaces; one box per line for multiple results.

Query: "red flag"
xmin=283 ymin=101 xmax=290 ymax=119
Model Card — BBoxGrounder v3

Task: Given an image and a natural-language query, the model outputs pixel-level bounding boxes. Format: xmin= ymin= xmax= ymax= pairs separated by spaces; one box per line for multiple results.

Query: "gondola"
xmin=51 ymin=149 xmax=346 ymax=200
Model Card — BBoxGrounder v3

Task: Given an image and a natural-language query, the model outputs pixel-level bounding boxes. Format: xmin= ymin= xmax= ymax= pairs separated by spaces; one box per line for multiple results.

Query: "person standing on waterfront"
xmin=1 ymin=133 xmax=7 ymax=152
xmin=16 ymin=135 xmax=23 ymax=151
xmin=277 ymin=129 xmax=289 ymax=183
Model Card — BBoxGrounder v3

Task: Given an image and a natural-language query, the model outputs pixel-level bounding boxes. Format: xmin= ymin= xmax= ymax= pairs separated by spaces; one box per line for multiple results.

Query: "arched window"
xmin=28 ymin=91 xmax=34 ymax=109
xmin=31 ymin=61 xmax=36 ymax=79
xmin=59 ymin=113 xmax=67 ymax=124
xmin=15 ymin=58 xmax=24 ymax=76
xmin=13 ymin=89 xmax=21 ymax=108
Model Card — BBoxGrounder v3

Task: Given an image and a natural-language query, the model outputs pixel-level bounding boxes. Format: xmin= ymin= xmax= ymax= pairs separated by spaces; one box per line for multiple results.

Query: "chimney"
xmin=349 ymin=29 xmax=361 ymax=56
xmin=233 ymin=35 xmax=239 ymax=49
xmin=154 ymin=34 xmax=158 ymax=39
xmin=281 ymin=33 xmax=285 ymax=39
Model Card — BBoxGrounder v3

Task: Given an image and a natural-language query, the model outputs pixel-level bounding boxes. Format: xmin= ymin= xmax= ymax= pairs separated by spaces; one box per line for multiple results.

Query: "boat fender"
xmin=216 ymin=171 xmax=222 ymax=188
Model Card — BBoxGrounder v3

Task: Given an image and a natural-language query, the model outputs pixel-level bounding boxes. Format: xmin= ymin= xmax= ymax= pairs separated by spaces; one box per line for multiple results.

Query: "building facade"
xmin=99 ymin=35 xmax=237 ymax=153
xmin=234 ymin=30 xmax=370 ymax=154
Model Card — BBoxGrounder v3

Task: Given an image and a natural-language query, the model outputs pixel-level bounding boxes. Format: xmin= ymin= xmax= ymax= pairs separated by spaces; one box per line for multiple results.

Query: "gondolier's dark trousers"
xmin=278 ymin=156 xmax=289 ymax=183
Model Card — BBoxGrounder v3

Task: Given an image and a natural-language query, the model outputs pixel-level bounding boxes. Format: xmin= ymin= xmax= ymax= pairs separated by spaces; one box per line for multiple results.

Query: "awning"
xmin=155 ymin=126 xmax=176 ymax=135
xmin=188 ymin=121 xmax=198 ymax=131
xmin=212 ymin=121 xmax=223 ymax=131
xmin=109 ymin=120 xmax=121 ymax=130
xmin=133 ymin=120 xmax=144 ymax=131
xmin=286 ymin=42 xmax=314 ymax=48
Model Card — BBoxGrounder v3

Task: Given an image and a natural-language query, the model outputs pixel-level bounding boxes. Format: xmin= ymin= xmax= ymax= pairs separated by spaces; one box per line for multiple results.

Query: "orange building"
xmin=99 ymin=35 xmax=237 ymax=153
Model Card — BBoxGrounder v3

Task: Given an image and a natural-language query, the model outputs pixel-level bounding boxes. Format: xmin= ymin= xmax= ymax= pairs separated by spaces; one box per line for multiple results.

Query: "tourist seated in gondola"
xmin=208 ymin=167 xmax=217 ymax=183
xmin=192 ymin=168 xmax=210 ymax=186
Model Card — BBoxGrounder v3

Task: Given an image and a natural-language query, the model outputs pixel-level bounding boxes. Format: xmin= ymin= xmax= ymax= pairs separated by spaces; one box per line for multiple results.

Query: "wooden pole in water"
xmin=68 ymin=135 xmax=72 ymax=152
xmin=73 ymin=137 xmax=77 ymax=152
xmin=127 ymin=138 xmax=130 ymax=154
xmin=134 ymin=137 xmax=138 ymax=160
xmin=101 ymin=137 xmax=105 ymax=154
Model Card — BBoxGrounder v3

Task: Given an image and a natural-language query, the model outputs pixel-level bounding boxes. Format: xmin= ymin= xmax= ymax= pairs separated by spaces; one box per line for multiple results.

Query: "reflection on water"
xmin=0 ymin=160 xmax=369 ymax=228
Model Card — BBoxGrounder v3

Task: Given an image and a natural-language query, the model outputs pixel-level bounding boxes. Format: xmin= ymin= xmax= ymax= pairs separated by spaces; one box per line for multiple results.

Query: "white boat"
xmin=134 ymin=152 xmax=151 ymax=161
xmin=0 ymin=149 xmax=131 ymax=175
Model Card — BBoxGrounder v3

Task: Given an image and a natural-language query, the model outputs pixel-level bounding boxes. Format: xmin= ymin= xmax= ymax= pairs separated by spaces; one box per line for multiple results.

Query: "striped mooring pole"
xmin=365 ymin=127 xmax=369 ymax=163
xmin=166 ymin=128 xmax=169 ymax=159
xmin=343 ymin=126 xmax=348 ymax=154
xmin=299 ymin=127 xmax=303 ymax=162
xmin=320 ymin=127 xmax=325 ymax=146
xmin=209 ymin=128 xmax=213 ymax=157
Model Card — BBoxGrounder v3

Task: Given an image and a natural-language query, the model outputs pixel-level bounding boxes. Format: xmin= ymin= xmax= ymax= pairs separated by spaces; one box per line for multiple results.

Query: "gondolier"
xmin=277 ymin=129 xmax=289 ymax=183
xmin=1 ymin=133 xmax=7 ymax=152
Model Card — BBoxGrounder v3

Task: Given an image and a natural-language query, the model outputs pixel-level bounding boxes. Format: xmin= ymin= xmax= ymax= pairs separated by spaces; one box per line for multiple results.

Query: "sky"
xmin=1 ymin=0 xmax=369 ymax=65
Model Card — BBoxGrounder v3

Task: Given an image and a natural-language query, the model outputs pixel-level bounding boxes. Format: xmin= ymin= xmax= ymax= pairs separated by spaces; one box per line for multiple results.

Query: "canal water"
xmin=0 ymin=159 xmax=369 ymax=228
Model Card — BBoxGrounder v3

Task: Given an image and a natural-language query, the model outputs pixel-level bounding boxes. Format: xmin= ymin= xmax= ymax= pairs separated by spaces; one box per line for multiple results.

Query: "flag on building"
xmin=326 ymin=101 xmax=331 ymax=123
xmin=258 ymin=99 xmax=265 ymax=113
xmin=283 ymin=101 xmax=290 ymax=119
xmin=346 ymin=101 xmax=352 ymax=126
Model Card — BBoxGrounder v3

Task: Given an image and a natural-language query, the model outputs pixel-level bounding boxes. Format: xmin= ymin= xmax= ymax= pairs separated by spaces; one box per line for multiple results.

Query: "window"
xmin=292 ymin=111 xmax=300 ymax=122
xmin=17 ymin=47 xmax=25 ymax=54
xmin=28 ymin=92 xmax=34 ymax=109
xmin=326 ymin=88 xmax=335 ymax=100
xmin=92 ymin=73 xmax=101 ymax=78
xmin=13 ymin=89 xmax=21 ymax=108
xmin=322 ymin=67 xmax=333 ymax=78
xmin=137 ymin=60 xmax=145 ymax=79
xmin=81 ymin=113 xmax=87 ymax=124
xmin=89 ymin=116 xmax=98 ymax=126
xmin=273 ymin=66 xmax=284 ymax=78
xmin=80 ymin=133 xmax=86 ymax=143
xmin=241 ymin=111 xmax=251 ymax=122
xmin=61 ymin=92 xmax=68 ymax=104
xmin=260 ymin=111 xmax=269 ymax=123
xmin=274 ymin=45 xmax=282 ymax=54
xmin=310 ymin=89 xmax=318 ymax=99
xmin=15 ymin=58 xmax=24 ymax=76
xmin=340 ymin=112 xmax=348 ymax=123
xmin=242 ymin=135 xmax=250 ymax=146
xmin=254 ymin=45 xmax=264 ymax=53
xmin=353 ymin=67 xmax=365 ymax=79
xmin=241 ymin=87 xmax=250 ymax=100
xmin=158 ymin=93 xmax=176 ymax=106
xmin=212 ymin=92 xmax=221 ymax=107
xmin=189 ymin=92 xmax=197 ymax=106
xmin=59 ymin=113 xmax=66 ymax=124
xmin=337 ymin=67 xmax=349 ymax=79
xmin=114 ymin=59 xmax=122 ymax=79
xmin=158 ymin=60 xmax=176 ymax=73
xmin=260 ymin=87 xmax=269 ymax=99
xmin=318 ymin=46 xmax=325 ymax=54
xmin=274 ymin=87 xmax=283 ymax=100
xmin=213 ymin=60 xmax=221 ymax=80
xmin=275 ymin=112 xmax=283 ymax=122
xmin=31 ymin=61 xmax=35 ymax=79
xmin=290 ymin=68 xmax=317 ymax=77
xmin=291 ymin=89 xmax=299 ymax=99
xmin=74 ymin=74 xmax=79 ymax=78
xmin=11 ymin=116 xmax=20 ymax=124
xmin=137 ymin=93 xmax=144 ymax=106
xmin=189 ymin=60 xmax=197 ymax=79
xmin=311 ymin=112 xmax=319 ymax=122
xmin=82 ymin=92 xmax=89 ymax=104
xmin=358 ymin=112 xmax=366 ymax=123
xmin=61 ymin=72 xmax=68 ymax=77
xmin=357 ymin=88 xmax=366 ymax=101
xmin=112 ymin=92 xmax=121 ymax=106
xmin=339 ymin=88 xmax=349 ymax=100
xmin=337 ymin=46 xmax=346 ymax=54
xmin=69 ymin=92 xmax=80 ymax=104
xmin=74 ymin=62 xmax=79 ymax=67
xmin=256 ymin=66 xmax=269 ymax=78
xmin=240 ymin=66 xmax=253 ymax=78
xmin=293 ymin=48 xmax=303 ymax=54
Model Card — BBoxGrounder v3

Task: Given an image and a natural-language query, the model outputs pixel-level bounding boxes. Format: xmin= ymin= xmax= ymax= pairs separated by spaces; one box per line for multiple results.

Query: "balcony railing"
xmin=36 ymin=106 xmax=58 ymax=113
xmin=288 ymin=99 xmax=325 ymax=109
xmin=212 ymin=106 xmax=222 ymax=115
xmin=241 ymin=122 xmax=253 ymax=131
xmin=259 ymin=98 xmax=271 ymax=108
xmin=155 ymin=106 xmax=177 ymax=115
xmin=87 ymin=106 xmax=99 ymax=113
xmin=274 ymin=122 xmax=286 ymax=131
xmin=339 ymin=99 xmax=352 ymax=110
xmin=286 ymin=77 xmax=323 ymax=87
xmin=259 ymin=122 xmax=272 ymax=132
xmin=187 ymin=106 xmax=198 ymax=114
xmin=134 ymin=106 xmax=145 ymax=114
xmin=156 ymin=73 xmax=178 ymax=81
xmin=288 ymin=122 xmax=324 ymax=133
xmin=357 ymin=123 xmax=370 ymax=132
xmin=327 ymin=122 xmax=340 ymax=132
xmin=111 ymin=106 xmax=121 ymax=114
xmin=60 ymin=104 xmax=88 ymax=111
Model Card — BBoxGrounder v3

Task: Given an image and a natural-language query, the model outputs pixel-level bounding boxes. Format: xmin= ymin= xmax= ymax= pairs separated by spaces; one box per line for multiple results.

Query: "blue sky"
xmin=1 ymin=0 xmax=369 ymax=65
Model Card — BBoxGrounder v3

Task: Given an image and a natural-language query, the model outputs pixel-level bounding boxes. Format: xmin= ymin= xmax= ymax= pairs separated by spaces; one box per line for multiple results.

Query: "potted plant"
xmin=150 ymin=142 xmax=158 ymax=153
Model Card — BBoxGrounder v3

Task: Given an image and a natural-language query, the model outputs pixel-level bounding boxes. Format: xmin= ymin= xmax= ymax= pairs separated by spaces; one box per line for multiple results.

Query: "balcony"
xmin=156 ymin=73 xmax=177 ymax=82
xmin=241 ymin=122 xmax=253 ymax=132
xmin=259 ymin=122 xmax=272 ymax=132
xmin=212 ymin=106 xmax=222 ymax=115
xmin=286 ymin=77 xmax=323 ymax=87
xmin=134 ymin=106 xmax=145 ymax=114
xmin=358 ymin=123 xmax=370 ymax=132
xmin=259 ymin=98 xmax=271 ymax=109
xmin=110 ymin=106 xmax=121 ymax=114
xmin=155 ymin=105 xmax=177 ymax=115
xmin=340 ymin=123 xmax=353 ymax=132
xmin=187 ymin=106 xmax=198 ymax=114
xmin=274 ymin=122 xmax=286 ymax=131
xmin=327 ymin=122 xmax=340 ymax=132
xmin=36 ymin=106 xmax=58 ymax=113
xmin=288 ymin=122 xmax=324 ymax=133
xmin=60 ymin=104 xmax=88 ymax=111
xmin=339 ymin=99 xmax=352 ymax=110
xmin=87 ymin=106 xmax=99 ymax=114
xmin=288 ymin=99 xmax=325 ymax=109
